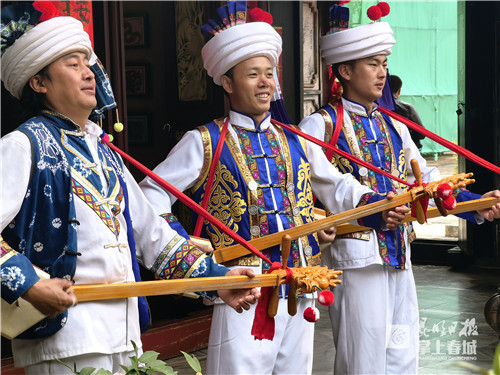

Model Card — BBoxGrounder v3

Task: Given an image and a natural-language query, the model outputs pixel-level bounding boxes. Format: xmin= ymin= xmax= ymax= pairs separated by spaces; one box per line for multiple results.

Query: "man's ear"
xmin=337 ymin=63 xmax=352 ymax=82
xmin=29 ymin=75 xmax=47 ymax=94
xmin=220 ymin=75 xmax=233 ymax=95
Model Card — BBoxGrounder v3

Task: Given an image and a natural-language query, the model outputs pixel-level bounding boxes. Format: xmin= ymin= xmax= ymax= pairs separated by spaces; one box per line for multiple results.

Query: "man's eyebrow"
xmin=246 ymin=66 xmax=273 ymax=71
xmin=367 ymin=56 xmax=387 ymax=64
xmin=62 ymin=53 xmax=89 ymax=62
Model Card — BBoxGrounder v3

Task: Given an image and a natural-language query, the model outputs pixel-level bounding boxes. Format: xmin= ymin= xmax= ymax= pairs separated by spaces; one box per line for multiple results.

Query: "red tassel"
xmin=251 ymin=262 xmax=282 ymax=341
xmin=329 ymin=73 xmax=343 ymax=103
xmin=410 ymin=181 xmax=429 ymax=221
xmin=251 ymin=284 xmax=276 ymax=340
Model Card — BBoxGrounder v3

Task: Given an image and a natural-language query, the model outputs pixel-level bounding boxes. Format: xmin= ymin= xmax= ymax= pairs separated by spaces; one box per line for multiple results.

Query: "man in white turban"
xmin=299 ymin=8 xmax=500 ymax=375
xmin=1 ymin=4 xmax=260 ymax=374
xmin=140 ymin=4 xmax=408 ymax=374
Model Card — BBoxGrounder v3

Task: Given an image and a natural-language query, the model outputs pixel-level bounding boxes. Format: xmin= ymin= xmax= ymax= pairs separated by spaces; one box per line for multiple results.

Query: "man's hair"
xmin=331 ymin=60 xmax=356 ymax=87
xmin=389 ymin=74 xmax=402 ymax=94
xmin=19 ymin=66 xmax=51 ymax=121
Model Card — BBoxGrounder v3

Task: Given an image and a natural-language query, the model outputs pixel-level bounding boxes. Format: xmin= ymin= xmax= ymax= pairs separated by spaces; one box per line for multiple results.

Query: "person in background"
xmin=390 ymin=74 xmax=427 ymax=150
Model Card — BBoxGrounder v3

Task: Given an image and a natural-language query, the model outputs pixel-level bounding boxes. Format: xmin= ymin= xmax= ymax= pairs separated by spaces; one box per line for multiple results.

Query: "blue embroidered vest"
xmin=317 ymin=101 xmax=411 ymax=268
xmin=1 ymin=112 xmax=149 ymax=338
xmin=191 ymin=118 xmax=321 ymax=272
xmin=2 ymin=114 xmax=80 ymax=338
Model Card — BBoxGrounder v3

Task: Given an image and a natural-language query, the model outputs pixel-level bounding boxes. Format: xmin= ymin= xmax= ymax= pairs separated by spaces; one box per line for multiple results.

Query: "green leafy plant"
xmin=56 ymin=340 xmax=202 ymax=375
xmin=181 ymin=351 xmax=202 ymax=375
xmin=455 ymin=342 xmax=500 ymax=375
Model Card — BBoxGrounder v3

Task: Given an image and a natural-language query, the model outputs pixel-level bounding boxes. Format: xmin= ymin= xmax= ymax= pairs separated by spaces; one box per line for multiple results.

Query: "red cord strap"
xmin=193 ymin=117 xmax=230 ymax=237
xmin=378 ymin=106 xmax=500 ymax=176
xmin=270 ymin=118 xmax=411 ymax=187
xmin=102 ymin=138 xmax=272 ymax=266
xmin=325 ymin=100 xmax=344 ymax=162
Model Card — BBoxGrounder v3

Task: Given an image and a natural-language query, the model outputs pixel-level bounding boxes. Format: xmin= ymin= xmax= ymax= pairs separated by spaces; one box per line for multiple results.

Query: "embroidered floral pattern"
xmin=73 ymin=157 xmax=92 ymax=178
xmin=43 ymin=184 xmax=53 ymax=203
xmin=1 ymin=266 xmax=25 ymax=291
xmin=25 ymin=121 xmax=70 ymax=176
xmin=52 ymin=218 xmax=62 ymax=229
xmin=157 ymin=241 xmax=205 ymax=279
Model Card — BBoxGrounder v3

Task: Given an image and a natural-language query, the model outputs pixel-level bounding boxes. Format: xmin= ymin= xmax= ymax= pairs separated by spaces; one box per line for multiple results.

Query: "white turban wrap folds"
xmin=1 ymin=16 xmax=93 ymax=99
xmin=202 ymin=22 xmax=282 ymax=85
xmin=320 ymin=22 xmax=395 ymax=65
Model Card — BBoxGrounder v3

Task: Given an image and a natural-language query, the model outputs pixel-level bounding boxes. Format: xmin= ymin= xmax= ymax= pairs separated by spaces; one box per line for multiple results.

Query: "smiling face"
xmin=221 ymin=56 xmax=276 ymax=125
xmin=339 ymin=55 xmax=388 ymax=113
xmin=30 ymin=51 xmax=96 ymax=127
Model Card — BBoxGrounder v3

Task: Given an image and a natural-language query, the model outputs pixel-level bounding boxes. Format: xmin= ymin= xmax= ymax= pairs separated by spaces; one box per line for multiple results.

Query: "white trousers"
xmin=23 ymin=349 xmax=138 ymax=375
xmin=329 ymin=264 xmax=419 ymax=375
xmin=207 ymin=298 xmax=315 ymax=375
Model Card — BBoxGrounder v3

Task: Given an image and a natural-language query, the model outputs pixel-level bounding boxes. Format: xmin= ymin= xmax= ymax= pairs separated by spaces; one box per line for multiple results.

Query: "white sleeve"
xmin=298 ymin=112 xmax=327 ymax=142
xmin=139 ymin=129 xmax=204 ymax=214
xmin=299 ymin=114 xmax=373 ymax=214
xmin=1 ymin=132 xmax=32 ymax=231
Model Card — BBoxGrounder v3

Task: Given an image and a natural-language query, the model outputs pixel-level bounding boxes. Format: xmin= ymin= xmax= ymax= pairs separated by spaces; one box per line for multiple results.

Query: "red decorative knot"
xmin=33 ymin=1 xmax=61 ymax=22
xmin=304 ymin=307 xmax=320 ymax=322
xmin=367 ymin=5 xmax=382 ymax=21
xmin=442 ymin=195 xmax=457 ymax=210
xmin=436 ymin=183 xmax=453 ymax=199
xmin=339 ymin=0 xmax=351 ymax=5
xmin=377 ymin=2 xmax=391 ymax=17
xmin=318 ymin=290 xmax=335 ymax=306
xmin=248 ymin=7 xmax=273 ymax=25
xmin=330 ymin=73 xmax=343 ymax=103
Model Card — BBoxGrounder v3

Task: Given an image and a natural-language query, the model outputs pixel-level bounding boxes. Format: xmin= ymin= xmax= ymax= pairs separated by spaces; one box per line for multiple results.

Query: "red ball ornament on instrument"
xmin=436 ymin=183 xmax=453 ymax=199
xmin=304 ymin=307 xmax=320 ymax=322
xmin=367 ymin=5 xmax=382 ymax=21
xmin=318 ymin=290 xmax=334 ymax=306
xmin=377 ymin=2 xmax=391 ymax=17
xmin=442 ymin=195 xmax=457 ymax=210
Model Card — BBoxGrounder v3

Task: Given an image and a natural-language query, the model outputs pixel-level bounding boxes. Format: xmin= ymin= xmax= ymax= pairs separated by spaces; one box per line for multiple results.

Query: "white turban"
xmin=320 ymin=22 xmax=395 ymax=66
xmin=202 ymin=22 xmax=282 ymax=85
xmin=1 ymin=16 xmax=93 ymax=100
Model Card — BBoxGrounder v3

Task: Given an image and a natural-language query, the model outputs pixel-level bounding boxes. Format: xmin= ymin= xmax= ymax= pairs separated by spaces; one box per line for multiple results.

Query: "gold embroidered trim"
xmin=192 ymin=124 xmax=214 ymax=192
